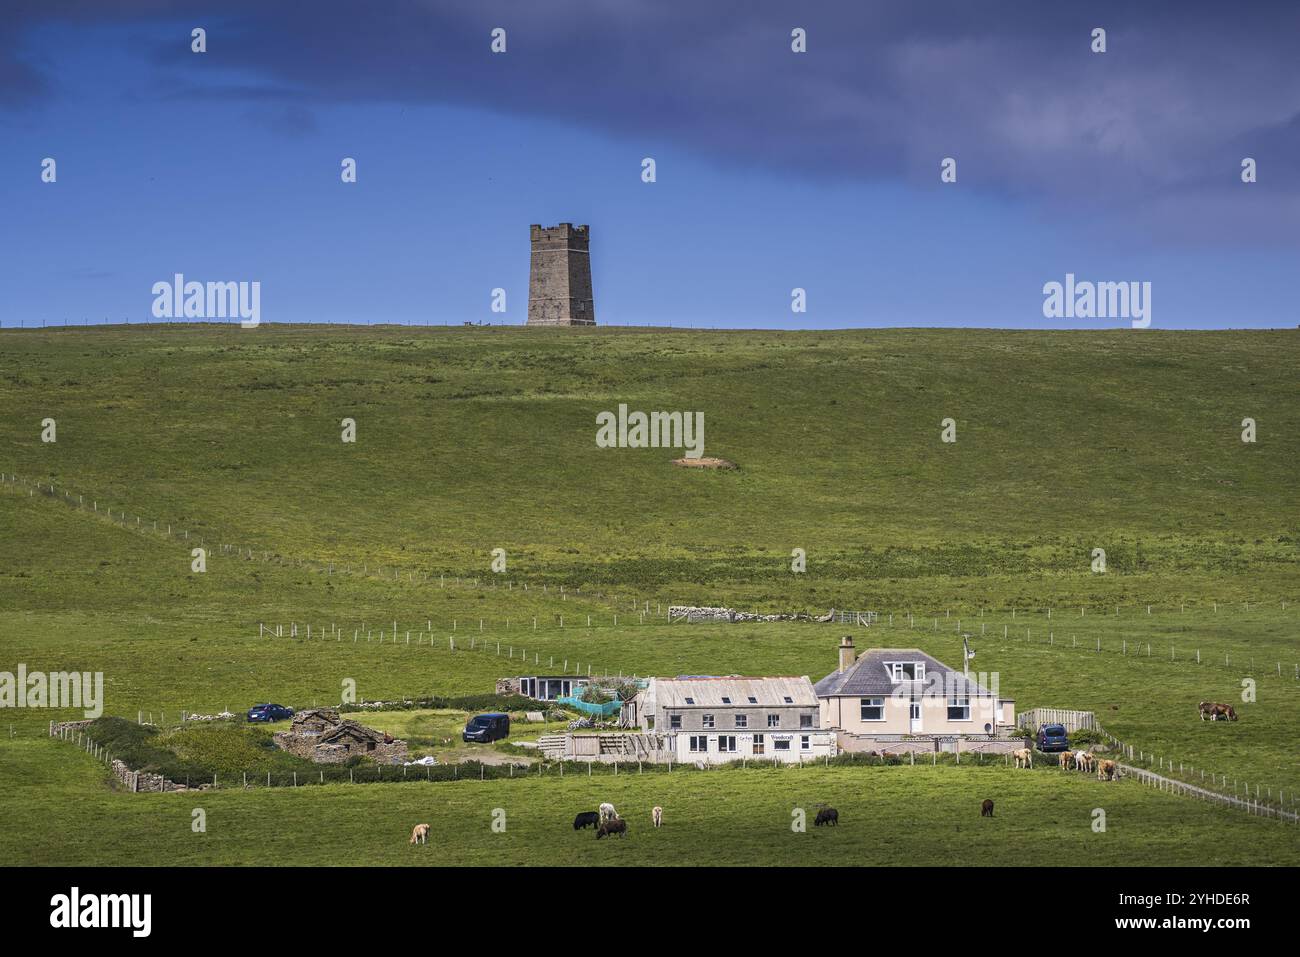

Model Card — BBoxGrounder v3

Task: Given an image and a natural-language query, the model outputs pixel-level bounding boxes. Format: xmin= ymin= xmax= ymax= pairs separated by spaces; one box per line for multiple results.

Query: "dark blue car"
xmin=1036 ymin=723 xmax=1070 ymax=753
xmin=247 ymin=703 xmax=294 ymax=723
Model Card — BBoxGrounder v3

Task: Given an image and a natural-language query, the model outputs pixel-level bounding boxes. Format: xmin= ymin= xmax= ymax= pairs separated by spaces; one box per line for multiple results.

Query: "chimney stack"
xmin=838 ymin=635 xmax=856 ymax=672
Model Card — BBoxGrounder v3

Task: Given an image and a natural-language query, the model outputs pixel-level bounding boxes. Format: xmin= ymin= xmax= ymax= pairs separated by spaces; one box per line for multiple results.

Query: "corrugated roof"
xmin=813 ymin=648 xmax=992 ymax=698
xmin=651 ymin=676 xmax=818 ymax=709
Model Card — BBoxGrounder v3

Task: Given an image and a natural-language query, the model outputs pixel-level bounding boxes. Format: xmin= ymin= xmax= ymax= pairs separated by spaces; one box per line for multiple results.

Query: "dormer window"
xmin=721 ymin=697 xmax=731 ymax=704
xmin=684 ymin=697 xmax=695 ymax=705
xmin=888 ymin=662 xmax=925 ymax=682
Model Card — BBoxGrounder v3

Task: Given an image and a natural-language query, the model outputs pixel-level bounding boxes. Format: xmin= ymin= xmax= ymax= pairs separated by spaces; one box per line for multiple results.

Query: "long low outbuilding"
xmin=623 ymin=675 xmax=837 ymax=764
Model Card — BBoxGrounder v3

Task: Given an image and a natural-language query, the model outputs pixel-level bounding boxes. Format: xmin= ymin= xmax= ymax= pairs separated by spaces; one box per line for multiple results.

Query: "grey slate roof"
xmin=813 ymin=648 xmax=992 ymax=698
xmin=652 ymin=676 xmax=818 ymax=709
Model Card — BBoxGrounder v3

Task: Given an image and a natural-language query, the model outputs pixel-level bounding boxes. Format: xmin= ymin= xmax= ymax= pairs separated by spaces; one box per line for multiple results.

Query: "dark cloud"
xmin=4 ymin=0 xmax=1298 ymax=240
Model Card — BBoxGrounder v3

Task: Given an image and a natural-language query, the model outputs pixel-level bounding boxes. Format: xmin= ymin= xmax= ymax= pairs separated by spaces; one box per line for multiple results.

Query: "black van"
xmin=463 ymin=712 xmax=510 ymax=743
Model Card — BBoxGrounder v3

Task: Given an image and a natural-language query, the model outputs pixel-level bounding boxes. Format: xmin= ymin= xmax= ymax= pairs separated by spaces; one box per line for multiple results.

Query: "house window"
xmin=947 ymin=695 xmax=971 ymax=721
xmin=747 ymin=696 xmax=758 ymax=704
xmin=752 ymin=734 xmax=765 ymax=755
xmin=774 ymin=738 xmax=791 ymax=751
xmin=721 ymin=697 xmax=731 ymax=704
xmin=767 ymin=714 xmax=780 ymax=728
xmin=669 ymin=714 xmax=682 ymax=729
xmin=684 ymin=697 xmax=695 ymax=705
xmin=860 ymin=698 xmax=885 ymax=721
xmin=717 ymin=736 xmax=737 ymax=753
xmin=702 ymin=713 xmax=715 ymax=729
xmin=889 ymin=662 xmax=925 ymax=682
xmin=734 ymin=714 xmax=748 ymax=729
xmin=783 ymin=697 xmax=794 ymax=704
xmin=688 ymin=735 xmax=707 ymax=753
xmin=800 ymin=714 xmax=813 ymax=729
xmin=801 ymin=735 xmax=811 ymax=751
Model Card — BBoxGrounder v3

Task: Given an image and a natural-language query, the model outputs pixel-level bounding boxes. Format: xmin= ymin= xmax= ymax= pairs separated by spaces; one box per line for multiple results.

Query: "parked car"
xmin=1036 ymin=723 xmax=1070 ymax=752
xmin=247 ymin=703 xmax=294 ymax=723
xmin=463 ymin=712 xmax=510 ymax=743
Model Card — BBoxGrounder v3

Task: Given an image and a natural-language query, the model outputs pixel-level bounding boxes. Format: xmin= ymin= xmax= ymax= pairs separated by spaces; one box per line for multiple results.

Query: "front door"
xmin=910 ymin=702 xmax=922 ymax=732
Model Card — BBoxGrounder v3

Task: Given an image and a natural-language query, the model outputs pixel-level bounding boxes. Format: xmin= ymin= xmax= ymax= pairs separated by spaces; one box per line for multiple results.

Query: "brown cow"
xmin=409 ymin=823 xmax=430 ymax=845
xmin=1059 ymin=751 xmax=1074 ymax=771
xmin=1097 ymin=759 xmax=1118 ymax=781
xmin=980 ymin=799 xmax=994 ymax=818
xmin=596 ymin=817 xmax=627 ymax=839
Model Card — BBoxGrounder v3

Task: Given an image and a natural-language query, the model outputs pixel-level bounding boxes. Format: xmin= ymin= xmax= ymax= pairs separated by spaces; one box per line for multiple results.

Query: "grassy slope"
xmin=1 ymin=325 xmax=1295 ymax=606
xmin=1 ymin=325 xmax=1297 ymax=865
xmin=3 ymin=740 xmax=1297 ymax=867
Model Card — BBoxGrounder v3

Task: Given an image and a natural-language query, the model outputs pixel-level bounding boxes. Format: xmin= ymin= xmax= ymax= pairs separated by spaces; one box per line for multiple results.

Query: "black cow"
xmin=573 ymin=811 xmax=600 ymax=831
xmin=596 ymin=817 xmax=627 ymax=839
xmin=981 ymin=799 xmax=994 ymax=818
xmin=814 ymin=807 xmax=838 ymax=827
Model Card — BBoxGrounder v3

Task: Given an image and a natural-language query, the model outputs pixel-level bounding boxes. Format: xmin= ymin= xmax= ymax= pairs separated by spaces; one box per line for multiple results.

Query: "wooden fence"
xmin=1016 ymin=708 xmax=1097 ymax=732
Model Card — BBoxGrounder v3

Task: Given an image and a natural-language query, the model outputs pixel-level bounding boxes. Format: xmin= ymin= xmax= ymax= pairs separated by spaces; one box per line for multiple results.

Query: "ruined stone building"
xmin=272 ymin=708 xmax=408 ymax=765
xmin=527 ymin=223 xmax=595 ymax=325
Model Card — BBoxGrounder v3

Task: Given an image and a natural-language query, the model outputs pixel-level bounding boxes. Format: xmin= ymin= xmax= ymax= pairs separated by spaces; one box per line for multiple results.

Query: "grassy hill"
xmin=2 ymin=324 xmax=1296 ymax=608
xmin=1 ymin=324 xmax=1297 ymax=866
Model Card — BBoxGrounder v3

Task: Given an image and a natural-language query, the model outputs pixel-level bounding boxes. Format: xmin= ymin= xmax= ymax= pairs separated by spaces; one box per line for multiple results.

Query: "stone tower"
xmin=527 ymin=223 xmax=595 ymax=326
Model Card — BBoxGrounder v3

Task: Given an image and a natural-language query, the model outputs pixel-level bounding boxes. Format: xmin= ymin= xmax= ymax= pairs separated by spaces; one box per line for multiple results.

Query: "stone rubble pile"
xmin=669 ymin=605 xmax=837 ymax=623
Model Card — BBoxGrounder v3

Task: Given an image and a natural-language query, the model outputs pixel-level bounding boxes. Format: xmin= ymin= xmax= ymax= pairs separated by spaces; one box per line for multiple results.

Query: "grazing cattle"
xmin=596 ymin=817 xmax=627 ymax=839
xmin=598 ymin=802 xmax=617 ymax=823
xmin=1058 ymin=751 xmax=1074 ymax=771
xmin=409 ymin=823 xmax=430 ymax=845
xmin=1012 ymin=748 xmax=1033 ymax=769
xmin=652 ymin=806 xmax=663 ymax=828
xmin=1075 ymin=751 xmax=1095 ymax=774
xmin=573 ymin=811 xmax=600 ymax=831
xmin=1202 ymin=702 xmax=1239 ymax=722
xmin=1097 ymin=759 xmax=1118 ymax=781
xmin=814 ymin=807 xmax=839 ymax=827
xmin=980 ymin=799 xmax=994 ymax=818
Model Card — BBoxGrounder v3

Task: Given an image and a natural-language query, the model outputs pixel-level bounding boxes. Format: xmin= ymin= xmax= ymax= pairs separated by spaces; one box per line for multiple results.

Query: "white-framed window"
xmin=752 ymin=734 xmax=765 ymax=755
xmin=860 ymin=697 xmax=885 ymax=721
xmin=734 ymin=714 xmax=748 ymax=729
xmin=702 ymin=713 xmax=715 ymax=729
xmin=774 ymin=738 xmax=791 ymax=751
xmin=688 ymin=735 xmax=707 ymax=752
xmin=717 ymin=735 xmax=737 ymax=753
xmin=767 ymin=714 xmax=780 ymax=728
xmin=947 ymin=695 xmax=971 ymax=721
xmin=800 ymin=735 xmax=811 ymax=751
xmin=889 ymin=662 xmax=925 ymax=682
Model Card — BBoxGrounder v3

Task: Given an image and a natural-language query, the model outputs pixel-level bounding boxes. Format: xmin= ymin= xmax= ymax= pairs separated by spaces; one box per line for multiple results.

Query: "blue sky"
xmin=1 ymin=2 xmax=1296 ymax=329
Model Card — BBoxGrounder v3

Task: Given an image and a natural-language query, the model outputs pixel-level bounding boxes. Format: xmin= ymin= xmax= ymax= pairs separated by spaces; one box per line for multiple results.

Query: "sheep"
xmin=980 ymin=799 xmax=994 ymax=818
xmin=652 ymin=806 xmax=663 ymax=828
xmin=409 ymin=823 xmax=430 ymax=845
xmin=1012 ymin=747 xmax=1033 ymax=769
